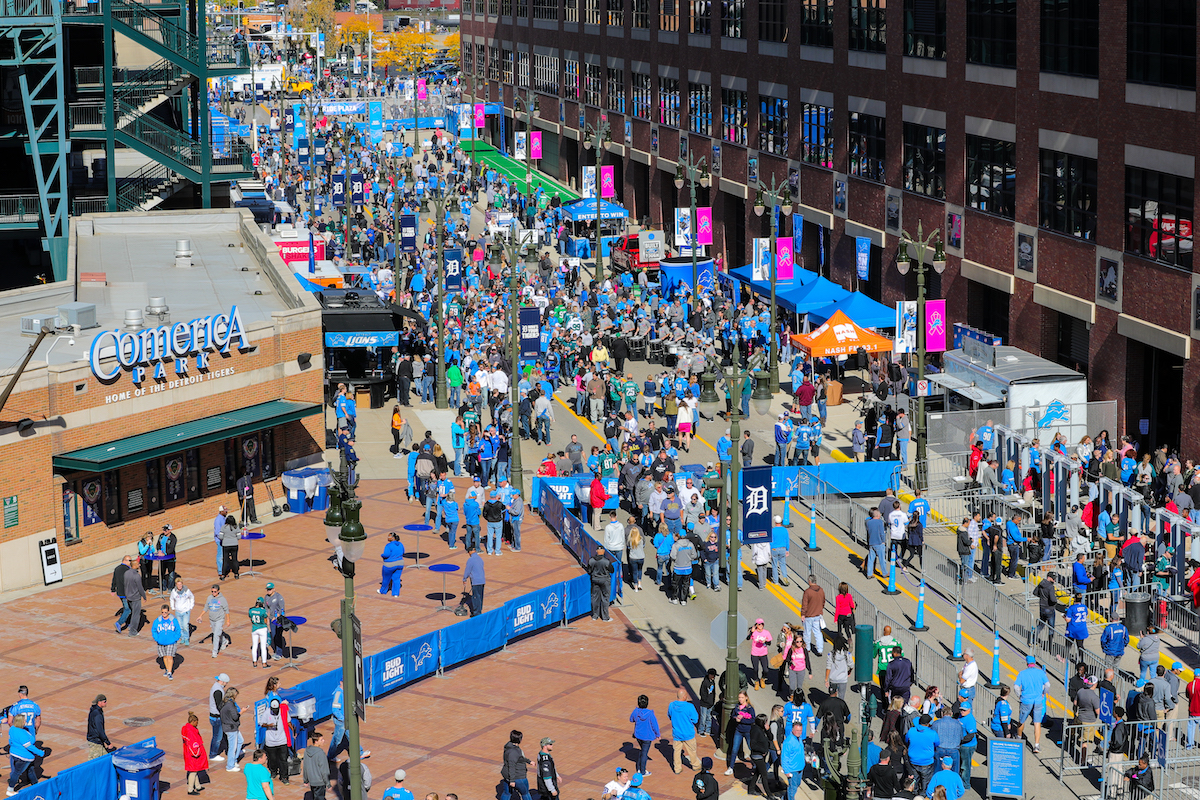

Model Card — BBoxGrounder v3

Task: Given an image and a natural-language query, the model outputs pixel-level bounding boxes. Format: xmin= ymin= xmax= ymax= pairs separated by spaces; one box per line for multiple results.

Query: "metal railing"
xmin=112 ymin=58 xmax=186 ymax=109
xmin=69 ymin=101 xmax=105 ymax=129
xmin=109 ymin=0 xmax=200 ymax=66
xmin=0 ymin=195 xmax=40 ymax=224
xmin=2 ymin=0 xmax=57 ymax=15
xmin=116 ymin=160 xmax=173 ymax=211
xmin=71 ymin=197 xmax=108 ymax=215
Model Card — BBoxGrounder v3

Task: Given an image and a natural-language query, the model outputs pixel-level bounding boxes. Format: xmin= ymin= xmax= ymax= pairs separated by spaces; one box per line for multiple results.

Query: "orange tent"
xmin=790 ymin=309 xmax=892 ymax=358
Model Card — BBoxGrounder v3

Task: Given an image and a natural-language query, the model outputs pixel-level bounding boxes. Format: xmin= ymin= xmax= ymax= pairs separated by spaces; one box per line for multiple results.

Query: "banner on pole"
xmin=600 ymin=165 xmax=616 ymax=198
xmin=515 ymin=131 xmax=526 ymax=161
xmin=895 ymin=301 xmax=918 ymax=354
xmin=368 ymin=101 xmax=383 ymax=144
xmin=855 ymin=236 xmax=871 ymax=280
xmin=752 ymin=238 xmax=771 ymax=282
xmin=925 ymin=299 xmax=948 ymax=353
xmin=417 ymin=78 xmax=427 ymax=100
xmin=474 ymin=103 xmax=485 ymax=128
xmin=777 ymin=237 xmax=794 ymax=281
xmin=332 ymin=174 xmax=345 ymax=207
xmin=444 ymin=247 xmax=463 ymax=293
xmin=582 ymin=166 xmax=596 ymax=198
xmin=696 ymin=207 xmax=713 ymax=245
xmin=794 ymin=214 xmax=804 ymax=256
xmin=530 ymin=131 xmax=543 ymax=160
xmin=350 ymin=172 xmax=364 ymax=206
xmin=519 ymin=306 xmax=541 ymax=359
xmin=740 ymin=465 xmax=773 ymax=544
xmin=314 ymin=138 xmax=326 ymax=165
xmin=400 ymin=213 xmax=418 ymax=253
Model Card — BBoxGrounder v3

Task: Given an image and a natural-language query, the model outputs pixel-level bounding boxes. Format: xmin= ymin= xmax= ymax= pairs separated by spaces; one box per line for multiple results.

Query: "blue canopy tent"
xmin=808 ymin=292 xmax=895 ymax=329
xmin=789 ymin=276 xmax=852 ymax=314
xmin=724 ymin=264 xmax=819 ymax=309
xmin=561 ymin=198 xmax=629 ymax=221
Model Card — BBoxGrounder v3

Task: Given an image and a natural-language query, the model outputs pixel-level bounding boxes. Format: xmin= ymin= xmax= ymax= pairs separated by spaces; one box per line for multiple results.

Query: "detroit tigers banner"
xmin=741 ymin=465 xmax=773 ymax=543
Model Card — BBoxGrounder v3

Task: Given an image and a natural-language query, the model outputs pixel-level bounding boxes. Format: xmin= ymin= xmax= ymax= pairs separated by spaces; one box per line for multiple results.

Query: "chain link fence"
xmin=926 ymin=401 xmax=1118 ymax=459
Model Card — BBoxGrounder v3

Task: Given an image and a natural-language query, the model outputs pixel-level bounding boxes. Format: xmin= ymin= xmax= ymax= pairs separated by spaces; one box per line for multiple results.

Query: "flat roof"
xmin=946 ymin=345 xmax=1084 ymax=384
xmin=0 ymin=210 xmax=310 ymax=368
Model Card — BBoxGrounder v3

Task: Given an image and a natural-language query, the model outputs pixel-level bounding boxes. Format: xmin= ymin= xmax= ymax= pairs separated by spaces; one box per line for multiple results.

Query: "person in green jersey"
xmin=249 ymin=599 xmax=270 ymax=669
xmin=600 ymin=446 xmax=618 ymax=478
xmin=623 ymin=376 xmax=639 ymax=417
xmin=873 ymin=625 xmax=899 ymax=689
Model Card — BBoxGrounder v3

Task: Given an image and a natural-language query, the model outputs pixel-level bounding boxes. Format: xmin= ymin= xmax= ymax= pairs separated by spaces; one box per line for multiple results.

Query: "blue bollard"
xmin=782 ymin=496 xmax=793 ymax=528
xmin=949 ymin=603 xmax=965 ymax=661
xmin=883 ymin=551 xmax=900 ymax=595
xmin=911 ymin=576 xmax=929 ymax=631
xmin=989 ymin=627 xmax=1002 ymax=688
xmin=805 ymin=511 xmax=821 ymax=552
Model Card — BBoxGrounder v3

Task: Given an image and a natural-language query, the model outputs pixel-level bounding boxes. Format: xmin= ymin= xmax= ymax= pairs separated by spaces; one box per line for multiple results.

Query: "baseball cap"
xmin=1026 ymin=654 xmax=1036 ymax=664
xmin=216 ymin=673 xmax=231 ymax=682
xmin=701 ymin=757 xmax=713 ymax=771
xmin=162 ymin=523 xmax=172 ymax=530
xmin=473 ymin=476 xmax=481 ymax=482
xmin=1174 ymin=662 xmax=1184 ymax=670
xmin=540 ymin=737 xmax=555 ymax=746
xmin=942 ymin=756 xmax=953 ymax=767
xmin=265 ymin=582 xmax=275 ymax=589
xmin=394 ymin=770 xmax=407 ymax=782
xmin=960 ymin=701 xmax=972 ymax=711
xmin=774 ymin=515 xmax=782 ymax=523
xmin=256 ymin=596 xmax=265 ymax=604
xmin=1136 ymin=679 xmax=1147 ymax=688
xmin=629 ymin=774 xmax=644 ymax=787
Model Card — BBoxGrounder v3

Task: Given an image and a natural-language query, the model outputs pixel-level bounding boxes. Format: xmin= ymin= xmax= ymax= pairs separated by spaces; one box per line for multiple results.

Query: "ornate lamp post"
xmin=581 ymin=119 xmax=612 ymax=285
xmin=511 ymin=90 xmax=540 ymax=196
xmin=673 ymin=153 xmax=709 ymax=297
xmin=753 ymin=176 xmax=794 ymax=395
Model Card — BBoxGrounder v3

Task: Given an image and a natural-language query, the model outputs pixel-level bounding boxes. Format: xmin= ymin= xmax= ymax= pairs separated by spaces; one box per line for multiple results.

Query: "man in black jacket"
xmin=536 ymin=738 xmax=559 ymax=800
xmin=237 ymin=468 xmax=258 ymax=525
xmin=395 ymin=355 xmax=413 ymax=406
xmin=691 ymin=757 xmax=718 ymax=800
xmin=112 ymin=556 xmax=132 ymax=632
xmin=86 ymin=695 xmax=114 ymax=758
xmin=159 ymin=524 xmax=177 ymax=586
xmin=867 ymin=750 xmax=903 ymax=800
xmin=587 ymin=547 xmax=614 ymax=621
xmin=698 ymin=670 xmax=718 ymax=741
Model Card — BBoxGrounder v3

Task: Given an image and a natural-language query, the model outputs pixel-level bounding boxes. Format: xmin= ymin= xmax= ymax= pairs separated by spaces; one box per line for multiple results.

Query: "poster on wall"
xmin=679 ymin=133 xmax=688 ymax=159
xmin=834 ymin=179 xmax=847 ymax=214
xmin=241 ymin=434 xmax=261 ymax=479
xmin=625 ymin=119 xmax=632 ymax=146
xmin=1016 ymin=232 xmax=1035 ymax=273
xmin=81 ymin=478 xmax=103 ymax=526
xmin=747 ymin=156 xmax=758 ymax=186
xmin=261 ymin=429 xmax=276 ymax=480
xmin=165 ymin=455 xmax=185 ymax=503
xmin=1098 ymin=258 xmax=1119 ymax=304
xmin=947 ymin=211 xmax=963 ymax=251
xmin=711 ymin=143 xmax=721 ymax=174
xmin=886 ymin=192 xmax=901 ymax=232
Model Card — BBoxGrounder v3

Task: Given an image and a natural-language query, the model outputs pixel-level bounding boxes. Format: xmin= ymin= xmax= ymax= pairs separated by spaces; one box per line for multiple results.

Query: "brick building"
xmin=0 ymin=210 xmax=324 ymax=594
xmin=462 ymin=0 xmax=1199 ymax=452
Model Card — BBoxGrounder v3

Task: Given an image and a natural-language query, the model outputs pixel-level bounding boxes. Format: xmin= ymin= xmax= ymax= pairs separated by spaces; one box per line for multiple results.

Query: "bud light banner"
xmin=332 ymin=173 xmax=345 ymax=207
xmin=696 ymin=207 xmax=713 ymax=245
xmin=474 ymin=103 xmax=486 ymax=128
xmin=444 ymin=247 xmax=463 ymax=293
xmin=505 ymin=584 xmax=564 ymax=638
xmin=367 ymin=629 xmax=440 ymax=697
xmin=600 ymin=165 xmax=616 ymax=198
xmin=925 ymin=299 xmax=948 ymax=353
xmin=530 ymin=131 xmax=543 ymax=159
xmin=520 ymin=306 xmax=541 ymax=359
xmin=855 ymin=236 xmax=871 ymax=280
xmin=368 ymin=101 xmax=384 ymax=144
xmin=777 ymin=237 xmax=794 ymax=281
xmin=741 ymin=465 xmax=773 ymax=544
xmin=400 ymin=213 xmax=418 ymax=253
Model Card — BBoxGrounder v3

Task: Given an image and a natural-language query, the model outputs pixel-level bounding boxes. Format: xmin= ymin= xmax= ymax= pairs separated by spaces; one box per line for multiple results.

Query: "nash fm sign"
xmin=89 ymin=306 xmax=250 ymax=383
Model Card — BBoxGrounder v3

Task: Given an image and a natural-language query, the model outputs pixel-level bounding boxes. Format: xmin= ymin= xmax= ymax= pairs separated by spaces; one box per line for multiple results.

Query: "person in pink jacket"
xmin=782 ymin=625 xmax=808 ymax=695
xmin=834 ymin=582 xmax=857 ymax=641
xmin=746 ymin=618 xmax=773 ymax=690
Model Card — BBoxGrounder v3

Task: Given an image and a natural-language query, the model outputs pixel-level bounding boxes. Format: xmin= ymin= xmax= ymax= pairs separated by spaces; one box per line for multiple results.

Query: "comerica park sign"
xmin=89 ymin=306 xmax=250 ymax=383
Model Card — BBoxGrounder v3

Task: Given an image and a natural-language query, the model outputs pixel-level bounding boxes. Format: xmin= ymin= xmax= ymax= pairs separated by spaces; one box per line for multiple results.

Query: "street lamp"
xmin=673 ymin=154 xmax=710 ymax=303
xmin=752 ymin=176 xmax=794 ymax=395
xmin=495 ymin=237 xmax=527 ymax=500
xmin=512 ymin=90 xmax=540 ymax=196
xmin=896 ymin=221 xmax=946 ymax=492
xmin=428 ymin=182 xmax=457 ymax=409
xmin=581 ymin=119 xmax=612 ymax=285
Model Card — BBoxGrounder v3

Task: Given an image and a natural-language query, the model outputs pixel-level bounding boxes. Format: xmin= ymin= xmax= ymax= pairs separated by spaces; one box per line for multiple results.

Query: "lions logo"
xmin=1031 ymin=400 xmax=1070 ymax=430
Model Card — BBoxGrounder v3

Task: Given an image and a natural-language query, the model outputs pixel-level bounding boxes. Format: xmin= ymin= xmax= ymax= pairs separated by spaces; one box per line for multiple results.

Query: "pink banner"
xmin=600 ymin=165 xmax=616 ymax=198
xmin=530 ymin=131 xmax=542 ymax=160
xmin=925 ymin=299 xmax=948 ymax=352
xmin=776 ymin=237 xmax=794 ymax=281
xmin=417 ymin=79 xmax=427 ymax=100
xmin=474 ymin=103 xmax=485 ymax=129
xmin=696 ymin=206 xmax=713 ymax=245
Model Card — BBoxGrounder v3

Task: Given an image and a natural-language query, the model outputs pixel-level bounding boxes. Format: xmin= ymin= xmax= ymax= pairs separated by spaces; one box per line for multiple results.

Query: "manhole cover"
xmin=123 ymin=717 xmax=155 ymax=727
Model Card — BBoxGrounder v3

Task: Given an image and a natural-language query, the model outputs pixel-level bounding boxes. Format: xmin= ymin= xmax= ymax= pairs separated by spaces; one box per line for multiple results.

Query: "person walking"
xmin=112 ymin=555 xmax=133 ymax=633
xmin=199 ymin=584 xmax=231 ymax=657
xmin=834 ymin=582 xmax=856 ymax=642
xmin=302 ymin=731 xmax=330 ymax=800
xmin=86 ymin=695 xmax=114 ymax=758
xmin=536 ymin=738 xmax=560 ymax=800
xmin=123 ymin=556 xmax=146 ymax=636
xmin=380 ymin=532 xmax=406 ymax=596
xmin=261 ymin=698 xmax=290 ymax=785
xmin=464 ymin=543 xmax=487 ymax=616
xmin=170 ymin=579 xmax=195 ymax=647
xmin=249 ymin=598 xmax=270 ymax=668
xmin=208 ymin=673 xmax=230 ymax=760
xmin=243 ymin=749 xmax=274 ymax=800
xmin=152 ymin=603 xmax=183 ymax=680
xmin=587 ymin=546 xmax=614 ymax=621
xmin=1013 ymin=654 xmax=1048 ymax=753
xmin=630 ymin=694 xmax=661 ymax=775
xmin=264 ymin=583 xmax=286 ymax=661
xmin=220 ymin=514 xmax=242 ymax=580
xmin=221 ymin=686 xmax=244 ymax=771
xmin=747 ymin=619 xmax=773 ymax=690
xmin=213 ymin=505 xmax=228 ymax=577
xmin=182 ymin=712 xmax=209 ymax=795
xmin=668 ymin=688 xmax=700 ymax=773
xmin=801 ymin=576 xmax=825 ymax=657
xmin=746 ymin=715 xmax=776 ymax=800
xmin=6 ymin=717 xmax=44 ymax=795
xmin=500 ymin=730 xmax=534 ymax=800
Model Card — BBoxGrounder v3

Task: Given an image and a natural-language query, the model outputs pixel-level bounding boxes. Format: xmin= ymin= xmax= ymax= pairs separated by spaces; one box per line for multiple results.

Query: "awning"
xmin=925 ymin=372 xmax=1005 ymax=405
xmin=325 ymin=331 xmax=399 ymax=347
xmin=53 ymin=400 xmax=322 ymax=473
xmin=562 ymin=198 xmax=629 ymax=221
xmin=790 ymin=310 xmax=892 ymax=357
xmin=725 ymin=264 xmax=820 ymax=310
xmin=808 ymin=292 xmax=896 ymax=329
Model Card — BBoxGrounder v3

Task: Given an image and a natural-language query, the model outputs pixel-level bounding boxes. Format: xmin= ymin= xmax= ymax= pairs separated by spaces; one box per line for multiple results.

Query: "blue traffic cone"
xmin=883 ymin=552 xmax=900 ymax=595
xmin=949 ymin=603 xmax=965 ymax=661
xmin=911 ymin=576 xmax=929 ymax=631
xmin=989 ymin=628 xmax=1002 ymax=688
xmin=805 ymin=511 xmax=821 ymax=552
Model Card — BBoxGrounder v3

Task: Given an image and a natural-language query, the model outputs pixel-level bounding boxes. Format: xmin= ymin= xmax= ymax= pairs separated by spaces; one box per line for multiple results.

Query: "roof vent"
xmin=145 ymin=297 xmax=170 ymax=325
xmin=174 ymin=239 xmax=193 ymax=269
xmin=124 ymin=309 xmax=145 ymax=332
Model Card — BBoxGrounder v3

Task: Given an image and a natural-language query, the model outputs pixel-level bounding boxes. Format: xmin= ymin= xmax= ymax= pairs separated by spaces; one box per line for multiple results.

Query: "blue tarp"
xmin=808 ymin=291 xmax=895 ymax=329
xmin=562 ymin=198 xmax=629 ymax=221
xmin=789 ymin=275 xmax=853 ymax=314
xmin=725 ymin=264 xmax=820 ymax=310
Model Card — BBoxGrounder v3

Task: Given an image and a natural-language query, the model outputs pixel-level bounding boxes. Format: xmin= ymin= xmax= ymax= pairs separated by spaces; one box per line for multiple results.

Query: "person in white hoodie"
xmin=171 ymin=580 xmax=196 ymax=646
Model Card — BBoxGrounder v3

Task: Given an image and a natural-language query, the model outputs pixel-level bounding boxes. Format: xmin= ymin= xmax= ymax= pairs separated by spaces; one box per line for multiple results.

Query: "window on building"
xmin=516 ymin=52 xmax=530 ymax=87
xmin=848 ymin=111 xmax=886 ymax=182
xmin=759 ymin=96 xmax=788 ymax=156
xmin=905 ymin=0 xmax=946 ymax=58
xmin=584 ymin=0 xmax=600 ymax=23
xmin=489 ymin=47 xmax=501 ymax=81
xmin=632 ymin=73 xmax=652 ymax=118
xmin=903 ymin=122 xmax=946 ymax=198
xmin=583 ymin=63 xmax=603 ymax=104
xmin=1128 ymin=1 xmax=1197 ymax=91
xmin=965 ymin=0 xmax=1016 ymax=67
xmin=801 ymin=103 xmax=833 ymax=168
xmin=1126 ymin=166 xmax=1194 ymax=269
xmin=489 ymin=0 xmax=498 ymax=14
xmin=801 ymin=0 xmax=833 ymax=47
xmin=500 ymin=0 xmax=512 ymax=15
xmin=849 ymin=0 xmax=886 ymax=52
xmin=607 ymin=67 xmax=625 ymax=113
xmin=533 ymin=0 xmax=558 ymax=20
xmin=1039 ymin=148 xmax=1097 ymax=239
xmin=721 ymin=88 xmax=748 ymax=145
xmin=688 ymin=82 xmax=712 ymax=135
xmin=690 ymin=0 xmax=711 ymax=34
xmin=515 ymin=0 xmax=527 ymax=17
xmin=463 ymin=43 xmax=474 ymax=76
xmin=660 ymin=0 xmax=679 ymax=30
xmin=565 ymin=0 xmax=578 ymax=22
xmin=534 ymin=54 xmax=560 ymax=93
xmin=1041 ymin=0 xmax=1099 ymax=78
xmin=966 ymin=134 xmax=1016 ymax=218
xmin=759 ymin=0 xmax=786 ymax=42
xmin=502 ymin=49 xmax=514 ymax=83
xmin=659 ymin=76 xmax=681 ymax=126
xmin=565 ymin=59 xmax=580 ymax=99
xmin=633 ymin=0 xmax=649 ymax=27
xmin=607 ymin=0 xmax=623 ymax=25
xmin=722 ymin=0 xmax=744 ymax=37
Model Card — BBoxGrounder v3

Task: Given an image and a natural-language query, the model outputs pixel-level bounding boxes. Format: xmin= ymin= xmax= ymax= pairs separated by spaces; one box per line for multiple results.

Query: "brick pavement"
xmin=0 ymin=478 xmax=738 ymax=800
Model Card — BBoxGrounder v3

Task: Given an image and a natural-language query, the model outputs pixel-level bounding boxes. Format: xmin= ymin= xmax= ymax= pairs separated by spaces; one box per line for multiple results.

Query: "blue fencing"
xmin=438 ymin=608 xmax=508 ymax=666
xmin=16 ymin=737 xmax=155 ymax=800
xmin=530 ymin=475 xmax=620 ymax=510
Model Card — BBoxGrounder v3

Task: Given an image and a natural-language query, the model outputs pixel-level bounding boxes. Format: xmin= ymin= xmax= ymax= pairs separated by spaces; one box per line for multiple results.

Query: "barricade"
xmin=915 ymin=639 xmax=964 ymax=702
xmin=807 ymin=557 xmax=841 ymax=616
xmin=960 ymin=571 xmax=996 ymax=625
xmin=786 ymin=548 xmax=810 ymax=586
xmin=921 ymin=544 xmax=963 ymax=602
xmin=994 ymin=590 xmax=1037 ymax=656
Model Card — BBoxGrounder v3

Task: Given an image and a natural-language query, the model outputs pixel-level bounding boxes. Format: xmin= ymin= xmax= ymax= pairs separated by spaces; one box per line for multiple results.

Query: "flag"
xmin=696 ymin=207 xmax=713 ymax=245
xmin=777 ymin=237 xmax=794 ymax=281
xmin=855 ymin=236 xmax=870 ymax=279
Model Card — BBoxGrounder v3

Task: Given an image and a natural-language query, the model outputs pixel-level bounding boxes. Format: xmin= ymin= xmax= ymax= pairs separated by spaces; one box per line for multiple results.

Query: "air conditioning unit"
xmin=20 ymin=313 xmax=57 ymax=336
xmin=56 ymin=302 xmax=98 ymax=330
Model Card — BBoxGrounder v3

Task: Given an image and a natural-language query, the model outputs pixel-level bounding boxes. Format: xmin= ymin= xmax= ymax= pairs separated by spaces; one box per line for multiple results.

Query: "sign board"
xmin=352 ymin=612 xmax=365 ymax=719
xmin=709 ymin=611 xmax=749 ymax=650
xmin=444 ymin=247 xmax=463 ymax=293
xmin=3 ymin=495 xmax=16 ymax=528
xmin=88 ymin=306 xmax=249 ymax=383
xmin=638 ymin=231 xmax=665 ymax=262
xmin=740 ymin=465 xmax=772 ymax=544
xmin=39 ymin=538 xmax=62 ymax=585
xmin=987 ymin=739 xmax=1023 ymax=799
xmin=519 ymin=306 xmax=541 ymax=360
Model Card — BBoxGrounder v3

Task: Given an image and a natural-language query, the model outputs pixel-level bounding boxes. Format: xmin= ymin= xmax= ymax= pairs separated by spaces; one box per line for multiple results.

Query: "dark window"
xmin=516 ymin=52 xmax=530 ymax=88
xmin=607 ymin=67 xmax=625 ymax=113
xmin=1039 ymin=148 xmax=1098 ymax=240
xmin=500 ymin=0 xmax=512 ymax=14
xmin=632 ymin=72 xmax=652 ymax=118
xmin=966 ymin=0 xmax=1016 ymax=68
xmin=1126 ymin=166 xmax=1194 ymax=269
xmin=489 ymin=47 xmax=502 ymax=81
xmin=848 ymin=111 xmax=886 ymax=183
xmin=607 ymin=0 xmax=623 ymax=25
xmin=515 ymin=0 xmax=527 ymax=17
xmin=903 ymin=122 xmax=946 ymax=198
xmin=688 ymin=82 xmax=712 ymax=135
xmin=583 ymin=63 xmax=603 ymax=105
xmin=533 ymin=0 xmax=557 ymax=19
xmin=849 ymin=0 xmax=886 ymax=53
xmin=564 ymin=60 xmax=580 ymax=99
xmin=801 ymin=103 xmax=833 ymax=168
xmin=565 ymin=0 xmax=578 ymax=22
xmin=721 ymin=88 xmax=748 ymax=145
xmin=633 ymin=0 xmax=649 ymax=27
xmin=534 ymin=54 xmax=559 ymax=93
xmin=722 ymin=0 xmax=745 ymax=37
xmin=905 ymin=0 xmax=946 ymax=58
xmin=691 ymin=0 xmax=711 ymax=33
xmin=659 ymin=77 xmax=680 ymax=126
xmin=966 ymin=134 xmax=1016 ymax=219
xmin=1128 ymin=0 xmax=1197 ymax=90
xmin=502 ymin=49 xmax=514 ymax=84
xmin=489 ymin=0 xmax=498 ymax=13
xmin=759 ymin=0 xmax=787 ymax=42
xmin=759 ymin=95 xmax=788 ymax=155
xmin=1041 ymin=0 xmax=1099 ymax=78
xmin=801 ymin=0 xmax=833 ymax=47
xmin=584 ymin=0 xmax=600 ymax=23
xmin=660 ymin=0 xmax=679 ymax=30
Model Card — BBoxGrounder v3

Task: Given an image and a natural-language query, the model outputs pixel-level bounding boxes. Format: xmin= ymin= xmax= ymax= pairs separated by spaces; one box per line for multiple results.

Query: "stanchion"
xmin=883 ymin=552 xmax=900 ymax=596
xmin=949 ymin=603 xmax=964 ymax=661
xmin=989 ymin=628 xmax=1002 ymax=688
xmin=805 ymin=510 xmax=820 ymax=552
xmin=911 ymin=576 xmax=929 ymax=630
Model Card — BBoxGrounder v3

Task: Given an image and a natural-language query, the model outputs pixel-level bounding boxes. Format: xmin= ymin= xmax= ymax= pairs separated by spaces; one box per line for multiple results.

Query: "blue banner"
xmin=768 ymin=462 xmax=899 ymax=498
xmin=564 ymin=574 xmax=590 ymax=621
xmin=532 ymin=478 xmax=581 ymax=510
xmin=696 ymin=257 xmax=715 ymax=294
xmin=444 ymin=247 xmax=463 ymax=293
xmin=794 ymin=214 xmax=803 ymax=255
xmin=367 ymin=629 xmax=439 ymax=698
xmin=325 ymin=331 xmax=400 ymax=347
xmin=400 ymin=213 xmax=418 ymax=253
xmin=438 ymin=608 xmax=507 ymax=666
xmin=314 ymin=138 xmax=326 ymax=165
xmin=520 ymin=306 xmax=541 ymax=359
xmin=855 ymin=236 xmax=871 ymax=280
xmin=298 ymin=137 xmax=310 ymax=166
xmin=318 ymin=101 xmax=368 ymax=115
xmin=987 ymin=739 xmax=1024 ymax=799
xmin=350 ymin=172 xmax=364 ymax=206
xmin=332 ymin=173 xmax=345 ymax=207
xmin=293 ymin=103 xmax=305 ymax=148
xmin=561 ymin=511 xmax=585 ymax=563
xmin=369 ymin=101 xmax=384 ymax=144
xmin=741 ymin=465 xmax=773 ymax=543
xmin=505 ymin=583 xmax=565 ymax=638
xmin=283 ymin=105 xmax=294 ymax=133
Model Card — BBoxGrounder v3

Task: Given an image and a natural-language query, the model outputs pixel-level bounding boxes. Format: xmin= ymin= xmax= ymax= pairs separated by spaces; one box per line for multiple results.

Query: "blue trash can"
xmin=113 ymin=744 xmax=165 ymax=800
xmin=278 ymin=688 xmax=316 ymax=750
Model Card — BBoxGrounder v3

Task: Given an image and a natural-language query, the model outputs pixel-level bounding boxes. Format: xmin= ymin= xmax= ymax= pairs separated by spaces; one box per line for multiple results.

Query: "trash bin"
xmin=281 ymin=467 xmax=331 ymax=513
xmin=279 ymin=688 xmax=316 ymax=750
xmin=1125 ymin=592 xmax=1151 ymax=636
xmin=369 ymin=380 xmax=385 ymax=409
xmin=112 ymin=744 xmax=165 ymax=800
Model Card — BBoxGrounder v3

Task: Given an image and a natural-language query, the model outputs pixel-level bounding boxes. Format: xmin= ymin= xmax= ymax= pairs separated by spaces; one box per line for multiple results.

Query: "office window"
xmin=905 ymin=0 xmax=946 ymax=58
xmin=502 ymin=49 xmax=514 ymax=83
xmin=489 ymin=0 xmax=498 ymax=14
xmin=500 ymin=0 xmax=512 ymax=14
xmin=584 ymin=0 xmax=600 ymax=23
xmin=476 ymin=44 xmax=486 ymax=77
xmin=633 ymin=0 xmax=649 ymax=27
xmin=849 ymin=0 xmax=886 ymax=53
xmin=966 ymin=134 xmax=1015 ymax=219
xmin=721 ymin=88 xmax=748 ymax=145
xmin=801 ymin=103 xmax=833 ymax=168
xmin=607 ymin=68 xmax=625 ymax=113
xmin=632 ymin=72 xmax=652 ymax=118
xmin=565 ymin=59 xmax=580 ymax=99
xmin=801 ymin=0 xmax=833 ymax=47
xmin=759 ymin=0 xmax=787 ymax=42
xmin=966 ymin=0 xmax=1016 ymax=68
xmin=1128 ymin=1 xmax=1196 ymax=90
xmin=475 ymin=0 xmax=484 ymax=13
xmin=903 ymin=122 xmax=946 ymax=198
xmin=463 ymin=43 xmax=474 ymax=76
xmin=722 ymin=0 xmax=744 ymax=37
xmin=1041 ymin=0 xmax=1098 ymax=78
xmin=489 ymin=47 xmax=501 ymax=81
xmin=848 ymin=111 xmax=886 ymax=183
xmin=1039 ymin=148 xmax=1097 ymax=239
xmin=565 ymin=0 xmax=578 ymax=22
xmin=688 ymin=82 xmax=712 ymax=135
xmin=516 ymin=52 xmax=530 ymax=87
xmin=659 ymin=76 xmax=681 ymax=126
xmin=1126 ymin=166 xmax=1194 ymax=269
xmin=660 ymin=0 xmax=679 ymax=30
xmin=759 ymin=96 xmax=788 ymax=156
xmin=607 ymin=0 xmax=623 ymax=25
xmin=533 ymin=0 xmax=558 ymax=19
xmin=583 ymin=63 xmax=603 ymax=105
xmin=515 ymin=0 xmax=527 ymax=17
xmin=691 ymin=0 xmax=711 ymax=34
xmin=533 ymin=54 xmax=560 ymax=93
